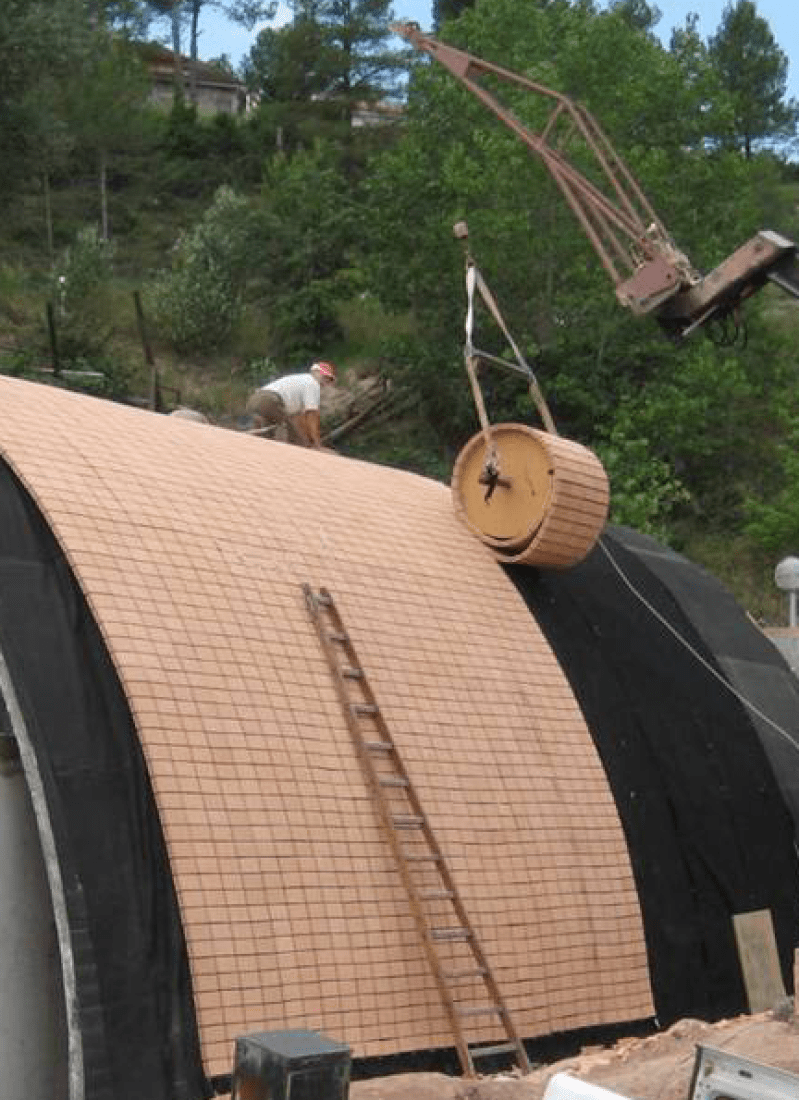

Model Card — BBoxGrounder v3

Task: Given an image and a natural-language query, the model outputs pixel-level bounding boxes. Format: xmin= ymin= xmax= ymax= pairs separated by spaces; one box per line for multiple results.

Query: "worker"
xmin=245 ymin=361 xmax=337 ymax=448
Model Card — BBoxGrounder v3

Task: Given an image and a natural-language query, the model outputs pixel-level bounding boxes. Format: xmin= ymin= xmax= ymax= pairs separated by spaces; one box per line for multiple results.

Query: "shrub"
xmin=146 ymin=186 xmax=254 ymax=352
xmin=51 ymin=225 xmax=115 ymax=312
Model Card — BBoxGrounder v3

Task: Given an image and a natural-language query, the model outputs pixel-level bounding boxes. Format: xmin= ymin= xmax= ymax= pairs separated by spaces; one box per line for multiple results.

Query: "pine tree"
xmin=247 ymin=0 xmax=405 ymax=151
xmin=292 ymin=0 xmax=405 ymax=118
xmin=708 ymin=0 xmax=797 ymax=157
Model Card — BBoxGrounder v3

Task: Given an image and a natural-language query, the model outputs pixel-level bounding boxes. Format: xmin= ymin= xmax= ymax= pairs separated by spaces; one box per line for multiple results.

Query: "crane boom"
xmin=393 ymin=22 xmax=799 ymax=340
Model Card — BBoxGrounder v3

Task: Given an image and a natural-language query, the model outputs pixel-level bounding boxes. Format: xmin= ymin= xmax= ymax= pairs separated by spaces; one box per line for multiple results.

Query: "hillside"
xmin=2 ymin=137 xmax=799 ymax=626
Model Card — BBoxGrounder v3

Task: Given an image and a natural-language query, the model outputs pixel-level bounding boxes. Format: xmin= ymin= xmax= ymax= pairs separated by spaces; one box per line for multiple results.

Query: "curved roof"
xmin=609 ymin=525 xmax=799 ymax=826
xmin=508 ymin=533 xmax=799 ymax=1028
xmin=0 ymin=376 xmax=651 ymax=1086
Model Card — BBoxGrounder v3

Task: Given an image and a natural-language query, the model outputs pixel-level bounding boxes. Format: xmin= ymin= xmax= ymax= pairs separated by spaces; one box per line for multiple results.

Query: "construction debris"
xmin=350 ymin=1008 xmax=799 ymax=1100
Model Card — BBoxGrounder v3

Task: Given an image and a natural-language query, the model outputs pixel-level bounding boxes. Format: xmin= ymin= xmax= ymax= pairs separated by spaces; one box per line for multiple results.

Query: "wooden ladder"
xmin=302 ymin=584 xmax=531 ymax=1078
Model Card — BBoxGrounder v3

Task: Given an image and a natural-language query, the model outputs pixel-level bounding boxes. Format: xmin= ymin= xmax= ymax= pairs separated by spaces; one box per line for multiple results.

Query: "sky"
xmin=197 ymin=1 xmax=798 ymax=101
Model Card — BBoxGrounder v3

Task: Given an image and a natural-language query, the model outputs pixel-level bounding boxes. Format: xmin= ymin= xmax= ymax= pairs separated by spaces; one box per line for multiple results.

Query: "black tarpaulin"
xmin=0 ymin=459 xmax=210 ymax=1100
xmin=507 ymin=528 xmax=799 ymax=1026
xmin=609 ymin=525 xmax=799 ymax=830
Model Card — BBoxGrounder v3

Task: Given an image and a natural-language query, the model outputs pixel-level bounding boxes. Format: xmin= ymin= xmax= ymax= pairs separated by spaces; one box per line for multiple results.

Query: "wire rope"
xmin=597 ymin=536 xmax=799 ymax=758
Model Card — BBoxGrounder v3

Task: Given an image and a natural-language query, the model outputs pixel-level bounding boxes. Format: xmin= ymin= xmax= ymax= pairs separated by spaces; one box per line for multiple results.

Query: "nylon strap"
xmin=464 ymin=262 xmax=558 ymax=436
xmin=465 ymin=265 xmax=498 ymax=469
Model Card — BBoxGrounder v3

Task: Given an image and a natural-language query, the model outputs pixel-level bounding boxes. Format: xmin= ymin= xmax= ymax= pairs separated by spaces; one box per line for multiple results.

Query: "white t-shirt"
xmin=262 ymin=373 xmax=320 ymax=416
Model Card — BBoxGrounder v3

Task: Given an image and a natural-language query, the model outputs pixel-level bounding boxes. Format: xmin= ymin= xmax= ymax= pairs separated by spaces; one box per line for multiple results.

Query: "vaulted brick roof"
xmin=0 ymin=376 xmax=652 ymax=1076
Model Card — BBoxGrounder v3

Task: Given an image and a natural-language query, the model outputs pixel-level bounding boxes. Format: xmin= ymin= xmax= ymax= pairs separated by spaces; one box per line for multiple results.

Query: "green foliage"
xmin=244 ymin=355 xmax=279 ymax=385
xmin=0 ymin=0 xmax=89 ymax=199
xmin=0 ymin=346 xmax=40 ymax=378
xmin=607 ymin=0 xmax=661 ymax=35
xmin=45 ymin=225 xmax=119 ymax=361
xmin=246 ymin=19 xmax=334 ymax=104
xmin=677 ymin=529 xmax=784 ymax=624
xmin=53 ymin=225 xmax=116 ymax=308
xmin=56 ymin=353 xmax=135 ymax=400
xmin=249 ymin=144 xmax=359 ymax=358
xmin=744 ymin=414 xmax=799 ymax=555
xmin=153 ymin=99 xmax=246 ymax=197
xmin=433 ymin=0 xmax=475 ymax=29
xmin=147 ymin=185 xmax=254 ymax=350
xmin=356 ymin=0 xmax=799 ymax=557
xmin=595 ymin=423 xmax=689 ymax=541
xmin=0 ymin=346 xmax=134 ymax=400
xmin=1 ymin=0 xmax=799 ymax=619
xmin=245 ymin=0 xmax=406 ymax=157
xmin=708 ymin=0 xmax=798 ymax=156
xmin=64 ymin=33 xmax=151 ymax=160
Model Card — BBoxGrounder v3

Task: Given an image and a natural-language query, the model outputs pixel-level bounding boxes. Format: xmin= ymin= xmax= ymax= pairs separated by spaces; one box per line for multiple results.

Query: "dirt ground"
xmin=350 ymin=1005 xmax=799 ymax=1100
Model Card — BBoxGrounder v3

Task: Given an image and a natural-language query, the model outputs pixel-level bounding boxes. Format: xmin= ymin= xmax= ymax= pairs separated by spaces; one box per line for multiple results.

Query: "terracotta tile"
xmin=0 ymin=375 xmax=653 ymax=1075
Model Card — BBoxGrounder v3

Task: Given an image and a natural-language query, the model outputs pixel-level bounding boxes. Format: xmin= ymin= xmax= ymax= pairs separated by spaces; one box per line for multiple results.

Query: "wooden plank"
xmin=732 ymin=909 xmax=785 ymax=1013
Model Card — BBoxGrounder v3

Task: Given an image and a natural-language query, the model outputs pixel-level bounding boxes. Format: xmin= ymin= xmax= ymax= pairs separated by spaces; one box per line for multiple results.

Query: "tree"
xmin=21 ymin=75 xmax=75 ymax=261
xmin=0 ymin=0 xmax=89 ymax=201
xmin=245 ymin=0 xmax=406 ymax=162
xmin=606 ymin=0 xmax=660 ymax=35
xmin=245 ymin=18 xmax=340 ymax=149
xmin=148 ymin=185 xmax=256 ymax=350
xmin=250 ymin=143 xmax=359 ymax=355
xmin=288 ymin=0 xmax=406 ymax=121
xmin=188 ymin=0 xmax=275 ymax=57
xmin=88 ymin=0 xmax=151 ymax=34
xmin=708 ymin=0 xmax=798 ymax=157
xmin=745 ymin=414 xmax=799 ymax=556
xmin=64 ymin=33 xmax=151 ymax=239
xmin=433 ymin=0 xmax=475 ymax=29
xmin=360 ymin=0 xmax=792 ymax=518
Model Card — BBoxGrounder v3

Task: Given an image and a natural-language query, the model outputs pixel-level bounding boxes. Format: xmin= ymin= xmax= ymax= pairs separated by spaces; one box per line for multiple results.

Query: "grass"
xmin=335 ymin=293 xmax=414 ymax=361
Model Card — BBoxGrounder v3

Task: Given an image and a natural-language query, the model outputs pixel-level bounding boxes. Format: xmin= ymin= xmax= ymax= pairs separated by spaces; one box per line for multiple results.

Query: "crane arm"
xmin=394 ymin=22 xmax=799 ymax=339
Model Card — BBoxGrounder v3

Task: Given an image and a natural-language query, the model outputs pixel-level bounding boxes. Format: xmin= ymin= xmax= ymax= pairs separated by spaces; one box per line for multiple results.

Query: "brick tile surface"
xmin=0 ymin=377 xmax=652 ymax=1075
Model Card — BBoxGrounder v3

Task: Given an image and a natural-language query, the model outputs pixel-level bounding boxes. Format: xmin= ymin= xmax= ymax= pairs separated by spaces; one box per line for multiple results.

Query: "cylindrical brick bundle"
xmin=451 ymin=424 xmax=610 ymax=568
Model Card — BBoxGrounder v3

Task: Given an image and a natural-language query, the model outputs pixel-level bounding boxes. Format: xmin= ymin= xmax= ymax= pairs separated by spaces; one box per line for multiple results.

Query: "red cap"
xmin=313 ymin=361 xmax=336 ymax=381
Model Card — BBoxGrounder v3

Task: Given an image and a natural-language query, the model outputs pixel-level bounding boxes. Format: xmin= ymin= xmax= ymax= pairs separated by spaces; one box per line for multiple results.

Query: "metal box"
xmin=689 ymin=1043 xmax=799 ymax=1100
xmin=231 ymin=1029 xmax=351 ymax=1100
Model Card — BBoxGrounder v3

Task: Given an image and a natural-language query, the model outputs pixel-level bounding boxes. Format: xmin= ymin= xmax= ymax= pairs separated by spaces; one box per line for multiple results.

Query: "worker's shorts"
xmin=245 ymin=389 xmax=286 ymax=424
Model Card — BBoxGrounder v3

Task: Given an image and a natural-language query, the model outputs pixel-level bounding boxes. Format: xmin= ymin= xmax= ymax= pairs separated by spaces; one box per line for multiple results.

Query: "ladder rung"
xmin=419 ymin=889 xmax=454 ymax=900
xmin=470 ymin=1042 xmax=520 ymax=1059
xmin=392 ymin=814 xmax=425 ymax=828
xmin=351 ymin=703 xmax=379 ymax=716
xmin=364 ymin=740 xmax=393 ymax=753
xmin=457 ymin=1005 xmax=504 ymax=1018
xmin=327 ymin=631 xmax=348 ymax=643
xmin=442 ymin=967 xmax=488 ymax=981
xmin=342 ymin=666 xmax=363 ymax=679
xmin=314 ymin=592 xmax=333 ymax=606
xmin=430 ymin=928 xmax=471 ymax=942
xmin=404 ymin=853 xmax=441 ymax=863
xmin=379 ymin=777 xmax=409 ymax=788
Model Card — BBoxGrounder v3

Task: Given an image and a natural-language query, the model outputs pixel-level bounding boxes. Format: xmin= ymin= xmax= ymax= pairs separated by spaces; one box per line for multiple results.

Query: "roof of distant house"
xmin=138 ymin=41 xmax=243 ymax=89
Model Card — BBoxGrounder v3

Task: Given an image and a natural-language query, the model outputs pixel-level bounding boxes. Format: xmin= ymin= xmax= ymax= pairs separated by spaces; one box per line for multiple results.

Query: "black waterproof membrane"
xmin=507 ymin=528 xmax=799 ymax=1026
xmin=0 ymin=459 xmax=210 ymax=1100
xmin=3 ymin=443 xmax=799 ymax=1093
xmin=609 ymin=526 xmax=799 ymax=833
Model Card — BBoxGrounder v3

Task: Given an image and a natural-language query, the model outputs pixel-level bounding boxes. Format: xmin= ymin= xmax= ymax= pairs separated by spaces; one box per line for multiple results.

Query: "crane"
xmin=393 ymin=22 xmax=799 ymax=343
